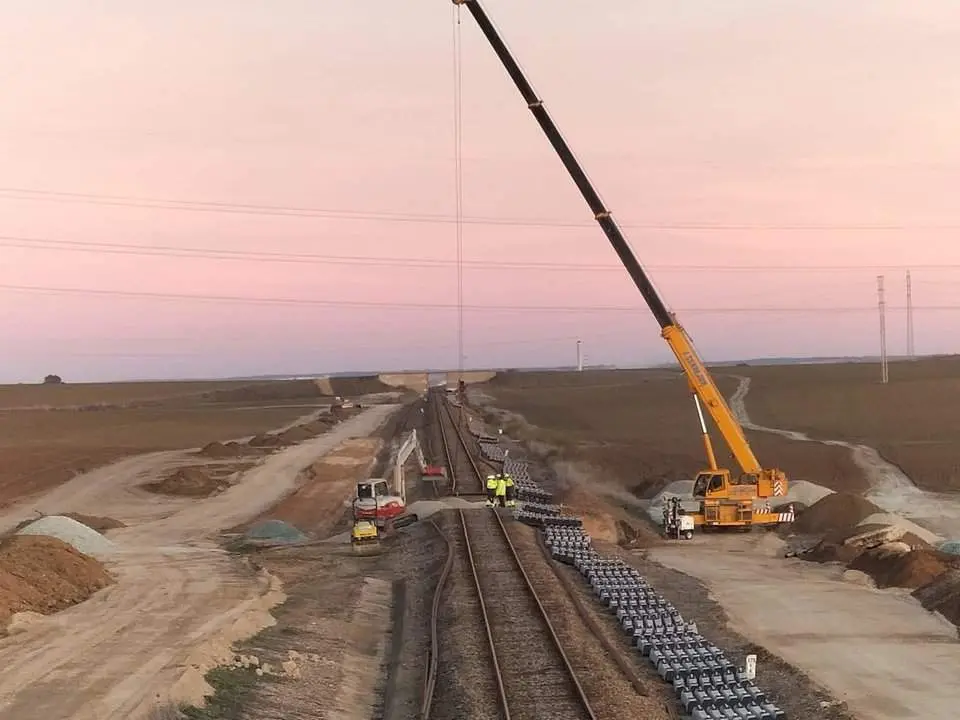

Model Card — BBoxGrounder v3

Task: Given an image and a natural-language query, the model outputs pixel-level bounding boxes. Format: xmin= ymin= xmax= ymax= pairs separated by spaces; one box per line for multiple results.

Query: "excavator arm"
xmin=451 ymin=0 xmax=784 ymax=495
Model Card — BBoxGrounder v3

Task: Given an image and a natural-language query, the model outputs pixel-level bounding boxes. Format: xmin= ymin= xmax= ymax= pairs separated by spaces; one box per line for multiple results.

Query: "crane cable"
xmin=453 ymin=3 xmax=465 ymax=374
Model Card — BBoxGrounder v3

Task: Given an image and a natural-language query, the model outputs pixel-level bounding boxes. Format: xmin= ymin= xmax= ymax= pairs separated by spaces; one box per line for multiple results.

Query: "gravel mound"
xmin=16 ymin=515 xmax=117 ymax=560
xmin=791 ymin=492 xmax=880 ymax=536
xmin=244 ymin=520 xmax=307 ymax=544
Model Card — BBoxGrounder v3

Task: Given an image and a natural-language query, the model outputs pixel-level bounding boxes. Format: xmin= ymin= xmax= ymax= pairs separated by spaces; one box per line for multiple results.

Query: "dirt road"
xmin=0 ymin=404 xmax=398 ymax=720
xmin=649 ymin=535 xmax=960 ymax=720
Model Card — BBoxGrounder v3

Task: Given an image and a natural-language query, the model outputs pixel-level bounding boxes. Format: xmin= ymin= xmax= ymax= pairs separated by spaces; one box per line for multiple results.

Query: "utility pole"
xmin=877 ymin=275 xmax=889 ymax=384
xmin=905 ymin=269 xmax=915 ymax=358
xmin=576 ymin=339 xmax=583 ymax=371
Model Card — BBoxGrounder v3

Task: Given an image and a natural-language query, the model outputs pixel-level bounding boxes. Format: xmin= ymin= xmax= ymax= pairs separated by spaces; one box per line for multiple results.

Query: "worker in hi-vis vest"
xmin=486 ymin=474 xmax=498 ymax=507
xmin=504 ymin=473 xmax=516 ymax=507
xmin=494 ymin=473 xmax=508 ymax=507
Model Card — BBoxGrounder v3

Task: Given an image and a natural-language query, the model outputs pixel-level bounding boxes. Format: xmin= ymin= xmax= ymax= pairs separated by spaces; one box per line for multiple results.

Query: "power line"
xmin=0 ymin=282 xmax=957 ymax=314
xmin=2 ymin=186 xmax=960 ymax=231
xmin=4 ymin=233 xmax=960 ymax=273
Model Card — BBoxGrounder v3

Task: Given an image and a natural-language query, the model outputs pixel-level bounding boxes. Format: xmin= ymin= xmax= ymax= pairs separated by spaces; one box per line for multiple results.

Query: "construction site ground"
xmin=0 ymin=391 xmax=399 ymax=720
xmin=5 ymin=363 xmax=960 ymax=719
xmin=0 ymin=376 xmax=398 ymax=510
xmin=474 ymin=360 xmax=960 ymax=720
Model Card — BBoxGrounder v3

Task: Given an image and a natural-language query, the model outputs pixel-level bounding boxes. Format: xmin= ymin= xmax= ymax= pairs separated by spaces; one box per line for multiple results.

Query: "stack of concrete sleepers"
xmin=504 ymin=444 xmax=786 ymax=720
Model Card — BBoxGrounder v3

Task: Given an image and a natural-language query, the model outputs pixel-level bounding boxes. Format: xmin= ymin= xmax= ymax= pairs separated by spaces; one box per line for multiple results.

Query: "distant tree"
xmin=43 ymin=374 xmax=63 ymax=385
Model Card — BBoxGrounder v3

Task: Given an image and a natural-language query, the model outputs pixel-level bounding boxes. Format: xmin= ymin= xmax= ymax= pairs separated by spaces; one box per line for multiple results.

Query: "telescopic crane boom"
xmin=452 ymin=0 xmax=790 ymax=527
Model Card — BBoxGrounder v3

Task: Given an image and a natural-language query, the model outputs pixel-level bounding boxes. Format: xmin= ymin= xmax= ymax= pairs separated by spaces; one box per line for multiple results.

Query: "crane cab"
xmin=690 ymin=469 xmax=790 ymax=528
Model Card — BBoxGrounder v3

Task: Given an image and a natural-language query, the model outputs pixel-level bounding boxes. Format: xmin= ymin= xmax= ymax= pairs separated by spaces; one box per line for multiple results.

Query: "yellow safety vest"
xmin=486 ymin=475 xmax=498 ymax=490
xmin=504 ymin=475 xmax=514 ymax=488
xmin=495 ymin=477 xmax=507 ymax=496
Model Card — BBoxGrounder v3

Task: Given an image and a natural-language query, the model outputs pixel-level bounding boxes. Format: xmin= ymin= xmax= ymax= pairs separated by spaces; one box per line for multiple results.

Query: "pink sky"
xmin=1 ymin=1 xmax=959 ymax=382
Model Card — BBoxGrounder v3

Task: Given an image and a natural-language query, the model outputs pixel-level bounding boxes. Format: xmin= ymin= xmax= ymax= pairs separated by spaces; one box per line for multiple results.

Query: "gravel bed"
xmin=380 ymin=524 xmax=446 ymax=720
xmin=429 ymin=511 xmax=503 ymax=720
xmin=233 ymin=521 xmax=442 ymax=719
xmin=461 ymin=509 xmax=592 ymax=720
xmin=506 ymin=521 xmax=677 ymax=720
xmin=620 ymin=547 xmax=857 ymax=720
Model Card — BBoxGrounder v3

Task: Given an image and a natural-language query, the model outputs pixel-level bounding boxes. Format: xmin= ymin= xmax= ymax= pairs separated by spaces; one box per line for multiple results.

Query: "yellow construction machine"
xmin=351 ymin=495 xmax=381 ymax=552
xmin=453 ymin=0 xmax=794 ymax=531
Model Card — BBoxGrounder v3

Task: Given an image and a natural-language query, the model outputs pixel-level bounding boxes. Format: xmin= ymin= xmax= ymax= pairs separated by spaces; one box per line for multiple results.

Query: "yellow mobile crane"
xmin=452 ymin=0 xmax=793 ymax=529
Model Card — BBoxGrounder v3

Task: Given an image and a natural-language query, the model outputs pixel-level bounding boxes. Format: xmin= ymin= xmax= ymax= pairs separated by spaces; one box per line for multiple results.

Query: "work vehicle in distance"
xmin=353 ymin=478 xmax=406 ymax=527
xmin=663 ymin=497 xmax=695 ymax=540
xmin=452 ymin=0 xmax=794 ymax=531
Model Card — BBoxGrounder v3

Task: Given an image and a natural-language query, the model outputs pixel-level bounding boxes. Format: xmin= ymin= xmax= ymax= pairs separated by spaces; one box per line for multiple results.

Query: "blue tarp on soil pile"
xmin=938 ymin=540 xmax=960 ymax=556
xmin=244 ymin=519 xmax=307 ymax=544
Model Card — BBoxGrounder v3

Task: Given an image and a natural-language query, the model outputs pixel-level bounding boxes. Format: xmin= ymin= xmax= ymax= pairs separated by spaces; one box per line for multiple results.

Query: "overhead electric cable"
xmin=3 ymin=233 xmax=959 ymax=273
xmin=0 ymin=282 xmax=955 ymax=314
xmin=1 ymin=187 xmax=959 ymax=231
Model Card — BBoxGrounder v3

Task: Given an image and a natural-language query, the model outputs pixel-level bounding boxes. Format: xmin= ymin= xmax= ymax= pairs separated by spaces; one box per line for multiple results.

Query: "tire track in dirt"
xmin=0 ymin=404 xmax=400 ymax=720
xmin=730 ymin=376 xmax=960 ymax=539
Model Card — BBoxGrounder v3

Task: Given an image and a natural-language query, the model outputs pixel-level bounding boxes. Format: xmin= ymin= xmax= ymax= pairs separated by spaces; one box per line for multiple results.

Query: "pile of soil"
xmin=144 ymin=468 xmax=229 ymax=498
xmin=301 ymin=418 xmax=334 ymax=434
xmin=913 ymin=569 xmax=960 ymax=626
xmin=851 ymin=548 xmax=949 ymax=589
xmin=247 ymin=433 xmax=283 ymax=449
xmin=198 ymin=441 xmax=247 ymax=459
xmin=61 ymin=513 xmax=125 ymax=533
xmin=0 ymin=535 xmax=113 ymax=627
xmin=278 ymin=426 xmax=313 ymax=443
xmin=790 ymin=492 xmax=881 ymax=537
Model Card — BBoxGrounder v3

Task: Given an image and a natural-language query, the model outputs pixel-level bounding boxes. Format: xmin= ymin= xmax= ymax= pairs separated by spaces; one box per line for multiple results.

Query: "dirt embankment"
xmin=237 ymin=437 xmax=381 ymax=538
xmin=328 ymin=375 xmax=393 ymax=397
xmin=787 ymin=492 xmax=960 ymax=623
xmin=146 ymin=414 xmax=357 ymax=499
xmin=0 ymin=535 xmax=112 ymax=630
xmin=477 ymin=370 xmax=866 ymax=499
xmin=736 ymin=357 xmax=960 ymax=493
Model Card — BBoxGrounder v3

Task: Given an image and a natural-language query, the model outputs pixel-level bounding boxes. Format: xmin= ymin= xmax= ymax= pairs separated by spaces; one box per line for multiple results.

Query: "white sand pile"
xmin=16 ymin=515 xmax=117 ymax=559
xmin=783 ymin=480 xmax=834 ymax=508
xmin=856 ymin=512 xmax=940 ymax=545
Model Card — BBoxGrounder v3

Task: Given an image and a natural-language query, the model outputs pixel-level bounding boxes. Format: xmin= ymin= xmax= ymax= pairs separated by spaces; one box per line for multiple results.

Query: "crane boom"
xmin=452 ymin=0 xmax=769 ymax=479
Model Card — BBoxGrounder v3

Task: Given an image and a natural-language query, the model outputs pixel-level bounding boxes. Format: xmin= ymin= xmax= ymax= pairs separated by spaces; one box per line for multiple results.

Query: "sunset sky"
xmin=2 ymin=0 xmax=959 ymax=382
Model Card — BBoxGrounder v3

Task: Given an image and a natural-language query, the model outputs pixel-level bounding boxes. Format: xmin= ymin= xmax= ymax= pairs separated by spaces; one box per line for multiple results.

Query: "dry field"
xmin=480 ymin=367 xmax=867 ymax=498
xmin=738 ymin=357 xmax=960 ymax=492
xmin=0 ymin=375 xmax=396 ymax=508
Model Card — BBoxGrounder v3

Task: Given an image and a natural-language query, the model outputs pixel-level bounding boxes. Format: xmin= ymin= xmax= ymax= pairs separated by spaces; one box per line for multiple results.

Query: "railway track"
xmin=423 ymin=393 xmax=596 ymax=720
xmin=436 ymin=392 xmax=486 ymax=496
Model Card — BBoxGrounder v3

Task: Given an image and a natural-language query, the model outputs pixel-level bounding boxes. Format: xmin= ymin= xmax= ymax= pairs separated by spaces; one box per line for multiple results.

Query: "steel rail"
xmin=440 ymin=398 xmax=486 ymax=495
xmin=422 ymin=391 xmax=508 ymax=720
xmin=420 ymin=518 xmax=454 ymax=719
xmin=444 ymin=396 xmax=597 ymax=720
